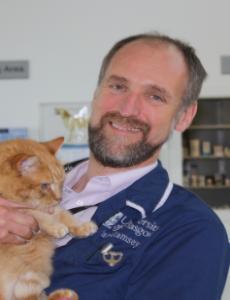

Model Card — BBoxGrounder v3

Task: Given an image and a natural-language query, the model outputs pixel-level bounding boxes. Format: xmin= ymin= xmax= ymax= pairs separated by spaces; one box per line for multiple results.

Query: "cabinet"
xmin=182 ymin=98 xmax=230 ymax=207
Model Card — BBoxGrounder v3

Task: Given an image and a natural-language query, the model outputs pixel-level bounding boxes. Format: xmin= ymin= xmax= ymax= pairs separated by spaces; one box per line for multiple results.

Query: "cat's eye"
xmin=40 ymin=182 xmax=50 ymax=190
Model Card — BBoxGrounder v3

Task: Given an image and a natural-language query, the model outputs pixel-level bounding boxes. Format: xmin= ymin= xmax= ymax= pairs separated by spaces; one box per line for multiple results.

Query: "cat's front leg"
xmin=54 ymin=207 xmax=98 ymax=238
xmin=25 ymin=209 xmax=69 ymax=239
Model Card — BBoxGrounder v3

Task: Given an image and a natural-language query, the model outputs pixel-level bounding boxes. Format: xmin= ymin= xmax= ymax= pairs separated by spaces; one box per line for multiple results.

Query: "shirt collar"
xmin=125 ymin=161 xmax=171 ymax=217
xmin=64 ymin=159 xmax=158 ymax=194
xmin=105 ymin=161 xmax=158 ymax=189
xmin=92 ymin=161 xmax=172 ymax=225
xmin=64 ymin=160 xmax=172 ymax=223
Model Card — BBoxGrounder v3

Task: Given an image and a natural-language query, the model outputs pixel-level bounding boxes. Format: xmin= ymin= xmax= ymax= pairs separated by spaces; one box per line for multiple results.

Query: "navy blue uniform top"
xmin=47 ymin=161 xmax=230 ymax=299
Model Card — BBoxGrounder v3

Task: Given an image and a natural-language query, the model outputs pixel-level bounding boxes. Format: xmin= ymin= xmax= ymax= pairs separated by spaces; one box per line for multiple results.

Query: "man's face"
xmin=89 ymin=41 xmax=190 ymax=168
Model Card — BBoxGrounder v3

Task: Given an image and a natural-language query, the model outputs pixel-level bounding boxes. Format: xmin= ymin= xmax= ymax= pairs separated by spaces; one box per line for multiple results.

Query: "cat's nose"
xmin=53 ymin=196 xmax=61 ymax=202
xmin=50 ymin=184 xmax=62 ymax=200
xmin=52 ymin=193 xmax=62 ymax=202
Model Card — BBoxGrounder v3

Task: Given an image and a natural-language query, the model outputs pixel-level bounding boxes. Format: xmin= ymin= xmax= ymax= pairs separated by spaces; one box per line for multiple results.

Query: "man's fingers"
xmin=0 ymin=205 xmax=39 ymax=243
xmin=7 ymin=220 xmax=36 ymax=240
xmin=0 ymin=218 xmax=37 ymax=242
xmin=0 ymin=228 xmax=27 ymax=244
xmin=12 ymin=210 xmax=39 ymax=233
xmin=0 ymin=197 xmax=36 ymax=209
xmin=0 ymin=197 xmax=24 ymax=208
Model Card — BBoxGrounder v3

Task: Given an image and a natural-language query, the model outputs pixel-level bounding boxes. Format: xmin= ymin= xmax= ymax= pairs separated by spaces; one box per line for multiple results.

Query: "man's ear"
xmin=175 ymin=101 xmax=198 ymax=132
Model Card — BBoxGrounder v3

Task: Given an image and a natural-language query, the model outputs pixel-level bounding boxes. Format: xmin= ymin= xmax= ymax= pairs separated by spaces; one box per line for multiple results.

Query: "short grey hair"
xmin=97 ymin=33 xmax=207 ymax=108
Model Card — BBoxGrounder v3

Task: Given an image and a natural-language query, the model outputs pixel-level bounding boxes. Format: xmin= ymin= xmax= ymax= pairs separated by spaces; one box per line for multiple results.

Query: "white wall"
xmin=0 ymin=1 xmax=229 ymax=297
xmin=0 ymin=0 xmax=230 ymax=182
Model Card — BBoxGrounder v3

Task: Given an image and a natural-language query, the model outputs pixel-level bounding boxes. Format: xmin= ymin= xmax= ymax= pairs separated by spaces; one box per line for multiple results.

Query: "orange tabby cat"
xmin=0 ymin=137 xmax=97 ymax=300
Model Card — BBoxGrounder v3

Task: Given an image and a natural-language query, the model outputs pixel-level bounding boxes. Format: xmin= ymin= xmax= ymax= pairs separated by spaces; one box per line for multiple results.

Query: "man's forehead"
xmin=104 ymin=40 xmax=188 ymax=84
xmin=108 ymin=39 xmax=186 ymax=71
xmin=100 ymin=39 xmax=188 ymax=105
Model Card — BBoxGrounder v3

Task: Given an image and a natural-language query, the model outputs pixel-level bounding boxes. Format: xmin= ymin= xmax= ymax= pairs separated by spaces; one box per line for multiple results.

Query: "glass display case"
xmin=182 ymin=98 xmax=230 ymax=207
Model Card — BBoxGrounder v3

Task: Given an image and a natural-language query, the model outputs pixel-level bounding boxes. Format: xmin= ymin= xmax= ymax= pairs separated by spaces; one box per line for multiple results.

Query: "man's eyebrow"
xmin=106 ymin=75 xmax=129 ymax=83
xmin=147 ymin=84 xmax=172 ymax=99
xmin=105 ymin=76 xmax=172 ymax=99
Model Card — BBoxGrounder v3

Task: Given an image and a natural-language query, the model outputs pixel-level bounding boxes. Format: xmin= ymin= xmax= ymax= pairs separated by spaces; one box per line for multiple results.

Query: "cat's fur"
xmin=0 ymin=137 xmax=97 ymax=300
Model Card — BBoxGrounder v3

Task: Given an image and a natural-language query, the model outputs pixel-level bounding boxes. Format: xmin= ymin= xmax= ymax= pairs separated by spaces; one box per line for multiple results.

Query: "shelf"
xmin=184 ymin=155 xmax=230 ymax=160
xmin=186 ymin=186 xmax=230 ymax=190
xmin=182 ymin=97 xmax=230 ymax=207
xmin=189 ymin=124 xmax=230 ymax=130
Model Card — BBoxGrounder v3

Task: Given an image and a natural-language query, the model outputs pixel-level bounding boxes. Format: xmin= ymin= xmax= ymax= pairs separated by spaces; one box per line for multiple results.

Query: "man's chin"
xmin=91 ymin=145 xmax=157 ymax=168
xmin=94 ymin=156 xmax=135 ymax=168
xmin=88 ymin=122 xmax=162 ymax=168
xmin=103 ymin=128 xmax=143 ymax=146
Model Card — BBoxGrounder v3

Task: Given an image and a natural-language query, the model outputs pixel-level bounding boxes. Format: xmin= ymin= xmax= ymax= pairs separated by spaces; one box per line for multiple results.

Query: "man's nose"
xmin=118 ymin=92 xmax=142 ymax=117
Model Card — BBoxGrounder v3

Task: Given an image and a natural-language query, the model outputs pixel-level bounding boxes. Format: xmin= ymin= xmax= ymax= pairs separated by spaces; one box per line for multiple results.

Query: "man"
xmin=0 ymin=33 xmax=229 ymax=299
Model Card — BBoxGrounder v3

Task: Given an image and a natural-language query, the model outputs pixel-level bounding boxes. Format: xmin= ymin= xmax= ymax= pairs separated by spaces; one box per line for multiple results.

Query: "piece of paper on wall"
xmin=39 ymin=102 xmax=90 ymax=145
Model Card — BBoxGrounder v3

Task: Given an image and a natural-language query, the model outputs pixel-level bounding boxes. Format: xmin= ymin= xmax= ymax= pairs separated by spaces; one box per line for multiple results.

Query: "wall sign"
xmin=0 ymin=60 xmax=29 ymax=79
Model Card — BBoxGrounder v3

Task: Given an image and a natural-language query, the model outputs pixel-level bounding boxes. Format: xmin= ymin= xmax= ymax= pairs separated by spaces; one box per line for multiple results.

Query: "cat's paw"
xmin=49 ymin=224 xmax=69 ymax=238
xmin=48 ymin=289 xmax=79 ymax=300
xmin=69 ymin=221 xmax=98 ymax=238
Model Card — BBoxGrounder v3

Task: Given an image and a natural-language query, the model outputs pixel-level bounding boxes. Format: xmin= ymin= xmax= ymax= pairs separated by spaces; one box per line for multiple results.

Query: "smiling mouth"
xmin=99 ymin=111 xmax=150 ymax=136
xmin=110 ymin=121 xmax=141 ymax=133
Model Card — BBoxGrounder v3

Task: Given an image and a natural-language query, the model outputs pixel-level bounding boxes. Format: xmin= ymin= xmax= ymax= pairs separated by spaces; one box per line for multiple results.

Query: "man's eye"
xmin=150 ymin=94 xmax=164 ymax=102
xmin=109 ymin=84 xmax=126 ymax=91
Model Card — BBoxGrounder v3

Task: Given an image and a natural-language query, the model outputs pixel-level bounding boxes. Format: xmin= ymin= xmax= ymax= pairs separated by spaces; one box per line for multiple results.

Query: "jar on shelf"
xmin=201 ymin=140 xmax=211 ymax=156
xmin=189 ymin=139 xmax=200 ymax=157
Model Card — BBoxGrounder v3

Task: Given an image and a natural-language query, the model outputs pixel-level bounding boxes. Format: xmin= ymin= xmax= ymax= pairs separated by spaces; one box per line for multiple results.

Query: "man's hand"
xmin=0 ymin=197 xmax=39 ymax=244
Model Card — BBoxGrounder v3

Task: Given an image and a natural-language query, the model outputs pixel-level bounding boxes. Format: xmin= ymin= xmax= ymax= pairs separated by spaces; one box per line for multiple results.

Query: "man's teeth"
xmin=111 ymin=122 xmax=140 ymax=132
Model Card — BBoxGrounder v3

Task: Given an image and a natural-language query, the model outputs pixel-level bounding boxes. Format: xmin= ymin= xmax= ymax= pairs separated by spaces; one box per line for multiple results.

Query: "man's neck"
xmin=73 ymin=152 xmax=159 ymax=191
xmin=91 ymin=153 xmax=159 ymax=174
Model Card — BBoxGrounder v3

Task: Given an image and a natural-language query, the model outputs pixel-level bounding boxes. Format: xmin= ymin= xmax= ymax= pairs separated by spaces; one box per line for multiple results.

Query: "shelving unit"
xmin=182 ymin=98 xmax=230 ymax=207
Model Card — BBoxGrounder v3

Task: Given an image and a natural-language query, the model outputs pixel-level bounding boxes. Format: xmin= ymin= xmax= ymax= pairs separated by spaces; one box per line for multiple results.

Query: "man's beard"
xmin=88 ymin=112 xmax=166 ymax=168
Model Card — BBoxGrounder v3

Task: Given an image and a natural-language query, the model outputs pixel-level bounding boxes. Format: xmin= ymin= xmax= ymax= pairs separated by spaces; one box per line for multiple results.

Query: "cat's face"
xmin=0 ymin=137 xmax=65 ymax=209
xmin=14 ymin=154 xmax=64 ymax=208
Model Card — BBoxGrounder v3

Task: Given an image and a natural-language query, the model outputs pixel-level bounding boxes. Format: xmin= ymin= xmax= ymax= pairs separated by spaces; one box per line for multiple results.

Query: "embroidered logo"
xmin=102 ymin=251 xmax=123 ymax=267
xmin=101 ymin=213 xmax=160 ymax=249
xmin=100 ymin=243 xmax=124 ymax=267
xmin=103 ymin=212 xmax=124 ymax=229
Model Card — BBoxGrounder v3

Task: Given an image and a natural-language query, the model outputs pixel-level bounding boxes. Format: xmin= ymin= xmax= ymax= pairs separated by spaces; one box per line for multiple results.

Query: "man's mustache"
xmin=98 ymin=112 xmax=150 ymax=135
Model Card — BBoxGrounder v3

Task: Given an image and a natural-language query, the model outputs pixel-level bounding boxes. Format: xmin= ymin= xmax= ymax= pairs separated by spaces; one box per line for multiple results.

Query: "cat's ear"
xmin=41 ymin=137 xmax=64 ymax=155
xmin=11 ymin=154 xmax=40 ymax=176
